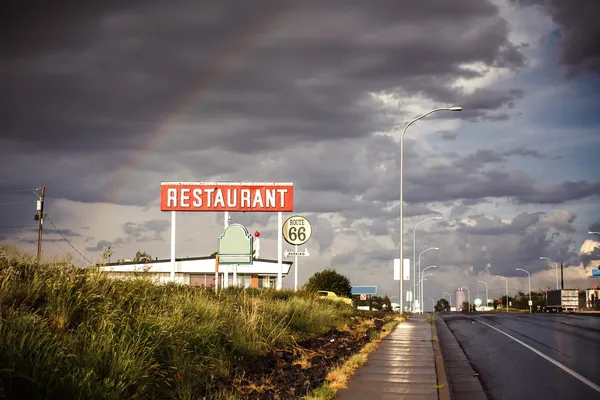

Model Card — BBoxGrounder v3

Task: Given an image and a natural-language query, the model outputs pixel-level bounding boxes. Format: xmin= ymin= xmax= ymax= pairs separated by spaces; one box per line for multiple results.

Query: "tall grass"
xmin=0 ymin=248 xmax=354 ymax=399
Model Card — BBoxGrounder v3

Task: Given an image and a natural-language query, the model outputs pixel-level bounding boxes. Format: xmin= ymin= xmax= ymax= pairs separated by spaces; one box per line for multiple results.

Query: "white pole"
xmin=233 ymin=264 xmax=237 ymax=287
xmin=478 ymin=280 xmax=488 ymax=311
xmin=294 ymin=244 xmax=298 ymax=291
xmin=277 ymin=211 xmax=283 ymax=290
xmin=444 ymin=292 xmax=452 ymax=307
xmin=517 ymin=268 xmax=532 ymax=314
xmin=400 ymin=107 xmax=461 ymax=314
xmin=412 ymin=216 xmax=442 ymax=312
xmin=170 ymin=211 xmax=176 ymax=282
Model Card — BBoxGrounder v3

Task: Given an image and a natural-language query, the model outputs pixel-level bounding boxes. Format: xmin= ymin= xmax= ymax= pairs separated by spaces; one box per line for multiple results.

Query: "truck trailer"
xmin=544 ymin=289 xmax=579 ymax=312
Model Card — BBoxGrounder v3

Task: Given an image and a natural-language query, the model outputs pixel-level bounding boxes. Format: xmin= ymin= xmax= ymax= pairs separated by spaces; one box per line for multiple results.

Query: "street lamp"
xmin=589 ymin=231 xmax=600 ymax=235
xmin=413 ymin=216 xmax=442 ymax=313
xmin=460 ymin=286 xmax=471 ymax=312
xmin=420 ymin=273 xmax=434 ymax=313
xmin=421 ymin=265 xmax=437 ymax=314
xmin=495 ymin=275 xmax=509 ymax=312
xmin=539 ymin=256 xmax=559 ymax=290
xmin=516 ymin=268 xmax=532 ymax=314
xmin=477 ymin=280 xmax=489 ymax=311
xmin=417 ymin=247 xmax=439 ymax=311
xmin=426 ymin=297 xmax=435 ymax=313
xmin=443 ymin=291 xmax=452 ymax=307
xmin=399 ymin=107 xmax=462 ymax=315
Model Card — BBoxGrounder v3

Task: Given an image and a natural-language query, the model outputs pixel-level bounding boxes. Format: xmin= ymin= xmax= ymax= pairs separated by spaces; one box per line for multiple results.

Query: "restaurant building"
xmin=99 ymin=255 xmax=293 ymax=289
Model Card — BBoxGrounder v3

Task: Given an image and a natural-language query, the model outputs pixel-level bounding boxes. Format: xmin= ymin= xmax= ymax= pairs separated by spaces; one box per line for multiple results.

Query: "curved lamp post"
xmin=495 ymin=275 xmax=509 ymax=311
xmin=443 ymin=291 xmax=452 ymax=307
xmin=477 ymin=280 xmax=489 ymax=311
xmin=539 ymin=256 xmax=559 ymax=290
xmin=421 ymin=265 xmax=437 ymax=314
xmin=516 ymin=268 xmax=532 ymax=314
xmin=460 ymin=286 xmax=471 ymax=312
xmin=420 ymin=273 xmax=434 ymax=313
xmin=417 ymin=247 xmax=439 ymax=311
xmin=413 ymin=216 xmax=442 ymax=312
xmin=426 ymin=297 xmax=436 ymax=313
xmin=399 ymin=107 xmax=462 ymax=314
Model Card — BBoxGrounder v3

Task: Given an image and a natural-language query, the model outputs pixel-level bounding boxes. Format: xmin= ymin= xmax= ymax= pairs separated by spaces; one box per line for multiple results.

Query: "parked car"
xmin=317 ymin=290 xmax=353 ymax=305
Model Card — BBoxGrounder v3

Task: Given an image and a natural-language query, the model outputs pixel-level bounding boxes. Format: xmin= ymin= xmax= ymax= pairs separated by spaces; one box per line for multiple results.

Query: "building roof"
xmin=101 ymin=255 xmax=292 ymax=267
xmin=99 ymin=255 xmax=293 ymax=276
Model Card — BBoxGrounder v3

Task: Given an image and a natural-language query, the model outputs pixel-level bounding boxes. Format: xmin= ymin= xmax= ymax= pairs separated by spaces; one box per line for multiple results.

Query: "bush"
xmin=0 ymin=249 xmax=353 ymax=399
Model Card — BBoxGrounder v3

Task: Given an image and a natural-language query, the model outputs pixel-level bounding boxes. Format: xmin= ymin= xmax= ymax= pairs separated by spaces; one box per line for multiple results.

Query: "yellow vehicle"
xmin=317 ymin=290 xmax=353 ymax=306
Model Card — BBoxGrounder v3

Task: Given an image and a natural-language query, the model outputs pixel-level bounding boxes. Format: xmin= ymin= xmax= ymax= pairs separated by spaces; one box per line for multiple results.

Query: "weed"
xmin=0 ymin=248 xmax=355 ymax=398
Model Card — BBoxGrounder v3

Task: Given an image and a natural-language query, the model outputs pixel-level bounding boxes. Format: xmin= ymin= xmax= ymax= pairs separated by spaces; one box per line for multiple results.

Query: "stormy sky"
xmin=2 ymin=0 xmax=599 ymax=307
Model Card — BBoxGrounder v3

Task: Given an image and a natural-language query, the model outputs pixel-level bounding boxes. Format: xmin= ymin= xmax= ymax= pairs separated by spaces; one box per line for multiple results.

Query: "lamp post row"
xmin=399 ymin=107 xmax=594 ymax=313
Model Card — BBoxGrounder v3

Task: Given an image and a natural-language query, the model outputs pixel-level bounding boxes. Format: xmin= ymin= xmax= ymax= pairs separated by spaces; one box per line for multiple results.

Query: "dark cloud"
xmin=511 ymin=0 xmax=600 ymax=76
xmin=85 ymin=240 xmax=112 ymax=252
xmin=440 ymin=131 xmax=458 ymax=141
xmin=1 ymin=0 xmax=523 ymax=160
xmin=83 ymin=219 xmax=169 ymax=253
xmin=588 ymin=219 xmax=600 ymax=235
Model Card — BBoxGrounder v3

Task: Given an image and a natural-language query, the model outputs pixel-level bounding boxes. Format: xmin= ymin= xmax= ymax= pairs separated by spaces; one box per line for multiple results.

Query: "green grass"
xmin=0 ymin=247 xmax=355 ymax=399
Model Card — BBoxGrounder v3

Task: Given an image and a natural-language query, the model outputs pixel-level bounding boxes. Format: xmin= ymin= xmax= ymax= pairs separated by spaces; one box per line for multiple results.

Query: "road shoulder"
xmin=435 ymin=314 xmax=488 ymax=400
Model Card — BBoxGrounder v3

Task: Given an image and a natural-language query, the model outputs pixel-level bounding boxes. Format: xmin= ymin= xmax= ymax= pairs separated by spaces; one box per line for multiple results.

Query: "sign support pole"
xmin=294 ymin=244 xmax=298 ymax=291
xmin=170 ymin=211 xmax=176 ymax=281
xmin=277 ymin=212 xmax=283 ymax=290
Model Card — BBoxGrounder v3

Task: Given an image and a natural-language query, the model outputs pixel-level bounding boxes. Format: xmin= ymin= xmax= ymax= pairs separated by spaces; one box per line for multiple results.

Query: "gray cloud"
xmin=511 ymin=0 xmax=600 ymax=76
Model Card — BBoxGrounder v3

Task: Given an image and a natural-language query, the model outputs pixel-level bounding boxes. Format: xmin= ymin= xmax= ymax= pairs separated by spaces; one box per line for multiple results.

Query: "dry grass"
xmin=0 ymin=246 xmax=356 ymax=399
xmin=304 ymin=316 xmax=404 ymax=400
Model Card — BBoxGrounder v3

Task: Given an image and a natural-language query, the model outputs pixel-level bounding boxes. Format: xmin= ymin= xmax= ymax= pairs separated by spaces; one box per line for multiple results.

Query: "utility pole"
xmin=36 ymin=186 xmax=45 ymax=260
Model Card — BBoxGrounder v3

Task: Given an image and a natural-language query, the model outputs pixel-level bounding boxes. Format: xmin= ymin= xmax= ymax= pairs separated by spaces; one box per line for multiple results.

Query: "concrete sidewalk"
xmin=335 ymin=314 xmax=447 ymax=400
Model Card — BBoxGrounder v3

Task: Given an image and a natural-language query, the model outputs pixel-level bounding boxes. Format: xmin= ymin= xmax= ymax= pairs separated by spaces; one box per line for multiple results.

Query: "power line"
xmin=0 ymin=201 xmax=32 ymax=206
xmin=0 ymin=225 xmax=38 ymax=230
xmin=0 ymin=188 xmax=41 ymax=193
xmin=45 ymin=216 xmax=92 ymax=265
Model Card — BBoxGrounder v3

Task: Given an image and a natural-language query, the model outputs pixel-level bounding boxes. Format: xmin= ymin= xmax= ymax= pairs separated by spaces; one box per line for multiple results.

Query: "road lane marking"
xmin=474 ymin=318 xmax=600 ymax=394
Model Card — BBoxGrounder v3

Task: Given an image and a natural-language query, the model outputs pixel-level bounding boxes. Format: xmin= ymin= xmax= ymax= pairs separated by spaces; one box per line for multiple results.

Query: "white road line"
xmin=474 ymin=318 xmax=600 ymax=394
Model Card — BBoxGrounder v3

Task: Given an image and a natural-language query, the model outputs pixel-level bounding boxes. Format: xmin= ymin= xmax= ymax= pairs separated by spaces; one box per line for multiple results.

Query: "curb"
xmin=431 ymin=317 xmax=451 ymax=400
xmin=435 ymin=315 xmax=488 ymax=400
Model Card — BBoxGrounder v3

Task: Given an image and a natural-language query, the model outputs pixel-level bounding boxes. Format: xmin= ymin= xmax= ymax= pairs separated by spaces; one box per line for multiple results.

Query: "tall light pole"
xmin=420 ymin=273 xmax=434 ymax=313
xmin=495 ymin=275 xmax=509 ymax=312
xmin=413 ymin=216 xmax=442 ymax=313
xmin=421 ymin=265 xmax=437 ymax=314
xmin=477 ymin=280 xmax=489 ymax=311
xmin=539 ymin=256 xmax=559 ymax=290
xmin=516 ymin=268 xmax=532 ymax=314
xmin=443 ymin=291 xmax=452 ymax=307
xmin=426 ymin=297 xmax=435 ymax=313
xmin=460 ymin=286 xmax=471 ymax=312
xmin=399 ymin=107 xmax=462 ymax=316
xmin=417 ymin=247 xmax=439 ymax=311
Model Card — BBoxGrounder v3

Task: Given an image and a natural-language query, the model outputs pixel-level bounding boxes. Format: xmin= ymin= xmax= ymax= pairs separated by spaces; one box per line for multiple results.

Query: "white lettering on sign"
xmin=167 ymin=188 xmax=177 ymax=207
xmin=180 ymin=188 xmax=190 ymax=208
xmin=160 ymin=183 xmax=294 ymax=212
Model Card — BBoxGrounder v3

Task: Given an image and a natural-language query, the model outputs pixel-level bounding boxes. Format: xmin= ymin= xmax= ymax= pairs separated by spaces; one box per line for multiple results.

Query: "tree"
xmin=133 ymin=250 xmax=152 ymax=263
xmin=305 ymin=269 xmax=352 ymax=297
xmin=371 ymin=296 xmax=384 ymax=311
xmin=382 ymin=295 xmax=393 ymax=312
xmin=461 ymin=301 xmax=471 ymax=312
xmin=435 ymin=298 xmax=450 ymax=312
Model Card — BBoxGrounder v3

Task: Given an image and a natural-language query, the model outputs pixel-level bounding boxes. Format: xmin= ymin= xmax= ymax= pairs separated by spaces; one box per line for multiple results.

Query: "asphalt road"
xmin=441 ymin=312 xmax=600 ymax=400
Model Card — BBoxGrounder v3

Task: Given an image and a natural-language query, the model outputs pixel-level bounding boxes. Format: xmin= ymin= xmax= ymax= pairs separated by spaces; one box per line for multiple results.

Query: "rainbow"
xmin=108 ymin=1 xmax=299 ymax=203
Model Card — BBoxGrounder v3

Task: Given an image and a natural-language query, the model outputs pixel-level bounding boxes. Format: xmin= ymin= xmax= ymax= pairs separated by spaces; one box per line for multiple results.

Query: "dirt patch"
xmin=214 ymin=316 xmax=392 ymax=399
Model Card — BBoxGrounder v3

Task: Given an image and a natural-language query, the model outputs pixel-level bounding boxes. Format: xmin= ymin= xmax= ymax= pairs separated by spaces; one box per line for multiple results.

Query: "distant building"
xmin=455 ymin=288 xmax=467 ymax=311
xmin=99 ymin=255 xmax=293 ymax=289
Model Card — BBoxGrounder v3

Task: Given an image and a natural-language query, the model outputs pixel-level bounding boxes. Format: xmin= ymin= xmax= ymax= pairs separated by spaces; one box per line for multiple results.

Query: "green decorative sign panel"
xmin=218 ymin=223 xmax=253 ymax=265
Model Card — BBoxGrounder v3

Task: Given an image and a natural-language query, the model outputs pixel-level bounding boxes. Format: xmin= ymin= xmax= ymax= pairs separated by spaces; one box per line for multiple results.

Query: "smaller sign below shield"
xmin=360 ymin=294 xmax=367 ymax=301
xmin=218 ymin=223 xmax=253 ymax=265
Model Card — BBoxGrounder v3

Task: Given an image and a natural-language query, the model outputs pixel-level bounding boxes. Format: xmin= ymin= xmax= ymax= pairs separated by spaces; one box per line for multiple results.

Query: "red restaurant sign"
xmin=160 ymin=182 xmax=294 ymax=212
